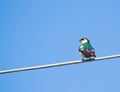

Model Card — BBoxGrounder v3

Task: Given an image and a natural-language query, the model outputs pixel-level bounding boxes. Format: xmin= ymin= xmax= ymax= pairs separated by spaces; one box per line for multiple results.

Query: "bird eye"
xmin=81 ymin=39 xmax=84 ymax=41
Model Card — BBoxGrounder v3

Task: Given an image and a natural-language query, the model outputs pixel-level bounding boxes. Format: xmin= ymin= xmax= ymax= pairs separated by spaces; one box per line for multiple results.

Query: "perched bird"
xmin=78 ymin=37 xmax=96 ymax=60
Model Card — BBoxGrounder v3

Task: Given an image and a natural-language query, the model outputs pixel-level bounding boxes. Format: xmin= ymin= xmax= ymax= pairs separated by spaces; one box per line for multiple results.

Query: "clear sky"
xmin=0 ymin=0 xmax=120 ymax=92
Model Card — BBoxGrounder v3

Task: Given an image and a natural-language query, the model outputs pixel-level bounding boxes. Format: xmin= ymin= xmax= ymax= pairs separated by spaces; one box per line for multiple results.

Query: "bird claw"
xmin=82 ymin=58 xmax=85 ymax=61
xmin=81 ymin=57 xmax=95 ymax=62
xmin=88 ymin=57 xmax=95 ymax=61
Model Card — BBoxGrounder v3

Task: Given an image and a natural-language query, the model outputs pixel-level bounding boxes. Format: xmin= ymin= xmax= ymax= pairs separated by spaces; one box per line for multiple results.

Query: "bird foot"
xmin=82 ymin=57 xmax=95 ymax=62
xmin=82 ymin=58 xmax=85 ymax=61
xmin=88 ymin=57 xmax=95 ymax=61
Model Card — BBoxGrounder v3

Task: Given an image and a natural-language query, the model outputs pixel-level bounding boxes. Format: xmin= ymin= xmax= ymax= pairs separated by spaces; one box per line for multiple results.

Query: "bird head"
xmin=79 ymin=37 xmax=90 ymax=44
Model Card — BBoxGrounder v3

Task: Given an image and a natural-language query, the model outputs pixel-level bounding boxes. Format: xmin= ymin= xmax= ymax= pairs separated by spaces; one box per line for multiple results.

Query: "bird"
xmin=78 ymin=37 xmax=96 ymax=61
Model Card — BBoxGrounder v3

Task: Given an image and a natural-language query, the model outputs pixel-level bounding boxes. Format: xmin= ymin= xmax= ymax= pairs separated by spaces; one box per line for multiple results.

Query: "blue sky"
xmin=0 ymin=0 xmax=120 ymax=92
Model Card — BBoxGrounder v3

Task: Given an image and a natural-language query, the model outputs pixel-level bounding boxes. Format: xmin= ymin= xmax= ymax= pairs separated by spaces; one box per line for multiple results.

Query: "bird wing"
xmin=84 ymin=44 xmax=96 ymax=57
xmin=79 ymin=44 xmax=95 ymax=55
xmin=79 ymin=43 xmax=96 ymax=58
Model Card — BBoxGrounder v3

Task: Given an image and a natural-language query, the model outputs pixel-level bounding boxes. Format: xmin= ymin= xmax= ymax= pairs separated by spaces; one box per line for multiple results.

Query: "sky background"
xmin=0 ymin=0 xmax=120 ymax=92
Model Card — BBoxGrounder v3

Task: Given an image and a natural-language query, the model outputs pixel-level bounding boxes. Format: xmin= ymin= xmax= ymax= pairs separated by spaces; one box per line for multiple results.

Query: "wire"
xmin=0 ymin=54 xmax=120 ymax=74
